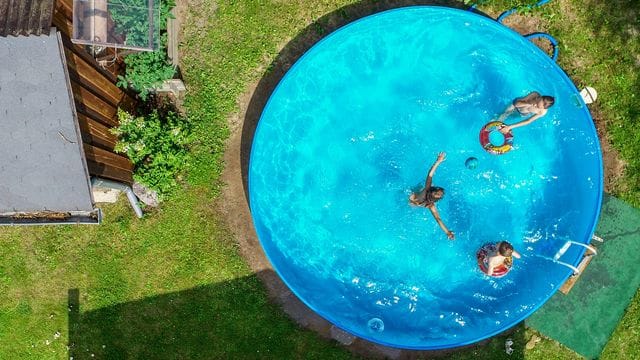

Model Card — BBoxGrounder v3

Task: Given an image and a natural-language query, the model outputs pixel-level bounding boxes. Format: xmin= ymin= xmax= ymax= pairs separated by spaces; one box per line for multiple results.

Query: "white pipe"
xmin=554 ymin=260 xmax=580 ymax=275
xmin=91 ymin=177 xmax=143 ymax=218
xmin=553 ymin=241 xmax=572 ymax=261
xmin=554 ymin=240 xmax=597 ymax=261
xmin=551 ymin=240 xmax=597 ymax=275
xmin=569 ymin=240 xmax=597 ymax=255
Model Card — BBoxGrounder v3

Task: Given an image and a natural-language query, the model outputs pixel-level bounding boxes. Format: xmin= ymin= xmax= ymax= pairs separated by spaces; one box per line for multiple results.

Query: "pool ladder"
xmin=552 ymin=236 xmax=601 ymax=274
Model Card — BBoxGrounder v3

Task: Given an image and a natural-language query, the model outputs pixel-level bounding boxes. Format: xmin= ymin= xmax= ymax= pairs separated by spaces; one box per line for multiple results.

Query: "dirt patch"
xmin=501 ymin=13 xmax=547 ymax=35
xmin=589 ymin=106 xmax=626 ymax=193
xmin=217 ymin=80 xmax=272 ymax=274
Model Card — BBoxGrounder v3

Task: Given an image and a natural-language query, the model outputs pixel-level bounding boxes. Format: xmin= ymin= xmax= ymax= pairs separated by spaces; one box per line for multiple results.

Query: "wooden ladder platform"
xmin=559 ymin=249 xmax=597 ymax=295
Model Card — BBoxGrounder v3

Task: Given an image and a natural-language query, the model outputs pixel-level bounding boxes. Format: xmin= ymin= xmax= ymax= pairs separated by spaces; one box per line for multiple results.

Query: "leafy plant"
xmin=112 ymin=106 xmax=191 ymax=196
xmin=109 ymin=0 xmax=175 ymax=48
xmin=113 ymin=0 xmax=176 ymax=100
xmin=116 ymin=38 xmax=176 ymax=101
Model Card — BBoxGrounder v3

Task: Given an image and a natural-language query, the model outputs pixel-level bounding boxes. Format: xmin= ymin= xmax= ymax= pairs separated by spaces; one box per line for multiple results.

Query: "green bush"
xmin=116 ymin=40 xmax=176 ymax=101
xmin=109 ymin=0 xmax=175 ymax=48
xmin=112 ymin=107 xmax=191 ymax=196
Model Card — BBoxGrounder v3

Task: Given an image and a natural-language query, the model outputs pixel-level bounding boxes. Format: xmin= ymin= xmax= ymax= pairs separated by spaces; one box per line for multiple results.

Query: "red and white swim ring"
xmin=477 ymin=243 xmax=512 ymax=278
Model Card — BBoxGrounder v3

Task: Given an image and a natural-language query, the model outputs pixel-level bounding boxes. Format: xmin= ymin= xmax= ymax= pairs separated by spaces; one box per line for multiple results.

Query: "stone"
xmin=132 ymin=183 xmax=159 ymax=207
xmin=330 ymin=325 xmax=356 ymax=345
xmin=151 ymin=79 xmax=186 ymax=99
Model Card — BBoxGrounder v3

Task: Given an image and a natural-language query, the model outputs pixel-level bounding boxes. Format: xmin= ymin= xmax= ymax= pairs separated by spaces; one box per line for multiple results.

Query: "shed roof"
xmin=0 ymin=0 xmax=54 ymax=37
xmin=0 ymin=32 xmax=97 ymax=220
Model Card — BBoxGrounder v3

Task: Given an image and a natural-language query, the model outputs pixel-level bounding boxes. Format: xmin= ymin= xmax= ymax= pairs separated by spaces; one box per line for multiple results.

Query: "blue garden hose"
xmin=467 ymin=1 xmax=558 ymax=60
xmin=525 ymin=32 xmax=559 ymax=61
xmin=496 ymin=8 xmax=517 ymax=22
xmin=495 ymin=0 xmax=558 ymax=61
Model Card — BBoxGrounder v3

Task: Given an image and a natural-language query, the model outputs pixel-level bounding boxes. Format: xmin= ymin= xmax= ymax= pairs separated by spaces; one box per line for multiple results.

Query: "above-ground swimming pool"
xmin=249 ymin=6 xmax=603 ymax=350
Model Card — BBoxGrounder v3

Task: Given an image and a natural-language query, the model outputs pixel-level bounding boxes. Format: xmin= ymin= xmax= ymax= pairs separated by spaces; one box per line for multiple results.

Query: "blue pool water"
xmin=249 ymin=7 xmax=603 ymax=349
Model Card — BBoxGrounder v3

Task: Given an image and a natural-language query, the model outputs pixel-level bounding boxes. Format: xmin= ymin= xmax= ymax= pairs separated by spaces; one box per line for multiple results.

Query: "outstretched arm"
xmin=424 ymin=152 xmax=446 ymax=189
xmin=499 ymin=110 xmax=546 ymax=133
xmin=428 ymin=205 xmax=455 ymax=240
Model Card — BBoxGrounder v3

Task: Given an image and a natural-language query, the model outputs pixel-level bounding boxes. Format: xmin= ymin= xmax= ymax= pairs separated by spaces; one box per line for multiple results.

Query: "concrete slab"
xmin=92 ymin=187 xmax=121 ymax=203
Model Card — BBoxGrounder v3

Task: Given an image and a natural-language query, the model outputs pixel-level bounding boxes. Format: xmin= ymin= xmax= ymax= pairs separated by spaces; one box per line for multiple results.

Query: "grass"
xmin=551 ymin=0 xmax=640 ymax=206
xmin=0 ymin=0 xmax=638 ymax=359
xmin=0 ymin=189 xmax=354 ymax=359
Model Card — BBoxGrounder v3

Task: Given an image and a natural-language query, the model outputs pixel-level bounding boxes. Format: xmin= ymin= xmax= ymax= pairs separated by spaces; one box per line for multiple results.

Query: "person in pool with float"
xmin=496 ymin=91 xmax=555 ymax=134
xmin=484 ymin=241 xmax=521 ymax=276
xmin=409 ymin=152 xmax=455 ymax=240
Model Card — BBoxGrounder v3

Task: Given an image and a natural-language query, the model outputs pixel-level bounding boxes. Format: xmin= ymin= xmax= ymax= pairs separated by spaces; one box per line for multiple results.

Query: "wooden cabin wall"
xmin=53 ymin=0 xmax=135 ymax=184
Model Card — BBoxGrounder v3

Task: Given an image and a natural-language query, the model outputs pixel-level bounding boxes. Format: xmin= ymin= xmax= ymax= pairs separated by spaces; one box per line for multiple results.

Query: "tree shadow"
xmin=577 ymin=1 xmax=640 ymax=194
xmin=67 ymin=269 xmax=530 ymax=359
xmin=67 ymin=270 xmax=352 ymax=359
xmin=575 ymin=1 xmax=640 ymax=107
xmin=425 ymin=322 xmax=529 ymax=360
xmin=240 ymin=0 xmax=491 ymax=199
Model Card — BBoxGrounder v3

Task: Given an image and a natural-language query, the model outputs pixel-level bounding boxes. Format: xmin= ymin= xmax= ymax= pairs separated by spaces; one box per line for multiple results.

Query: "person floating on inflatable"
xmin=409 ymin=152 xmax=454 ymax=240
xmin=496 ymin=91 xmax=555 ymax=134
xmin=477 ymin=241 xmax=521 ymax=277
xmin=480 ymin=92 xmax=555 ymax=155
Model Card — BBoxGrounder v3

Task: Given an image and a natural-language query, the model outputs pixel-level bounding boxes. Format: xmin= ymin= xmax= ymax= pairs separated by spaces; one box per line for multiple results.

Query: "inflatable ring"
xmin=479 ymin=121 xmax=513 ymax=155
xmin=477 ymin=243 xmax=512 ymax=278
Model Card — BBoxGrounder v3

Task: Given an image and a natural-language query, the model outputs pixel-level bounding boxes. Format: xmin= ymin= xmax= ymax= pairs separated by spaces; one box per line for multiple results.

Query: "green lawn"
xmin=0 ymin=0 xmax=638 ymax=359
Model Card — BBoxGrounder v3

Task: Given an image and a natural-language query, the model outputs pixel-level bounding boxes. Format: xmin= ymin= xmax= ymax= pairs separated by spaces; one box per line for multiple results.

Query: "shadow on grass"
xmin=240 ymin=0 xmax=492 ymax=199
xmin=66 ymin=269 xmax=529 ymax=360
xmin=579 ymin=1 xmax=640 ymax=200
xmin=67 ymin=270 xmax=354 ymax=359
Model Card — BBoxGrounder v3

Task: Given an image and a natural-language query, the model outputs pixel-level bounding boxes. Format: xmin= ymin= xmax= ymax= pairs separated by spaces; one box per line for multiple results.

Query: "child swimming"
xmin=497 ymin=91 xmax=555 ymax=134
xmin=483 ymin=241 xmax=521 ymax=276
xmin=409 ymin=152 xmax=454 ymax=240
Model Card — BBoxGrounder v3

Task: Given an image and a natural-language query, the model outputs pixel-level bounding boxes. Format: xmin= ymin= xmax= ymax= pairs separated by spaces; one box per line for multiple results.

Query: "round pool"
xmin=249 ymin=6 xmax=602 ymax=349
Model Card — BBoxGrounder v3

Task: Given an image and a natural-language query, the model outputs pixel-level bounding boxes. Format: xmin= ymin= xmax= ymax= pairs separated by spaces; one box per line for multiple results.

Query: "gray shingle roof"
xmin=0 ymin=32 xmax=95 ymax=215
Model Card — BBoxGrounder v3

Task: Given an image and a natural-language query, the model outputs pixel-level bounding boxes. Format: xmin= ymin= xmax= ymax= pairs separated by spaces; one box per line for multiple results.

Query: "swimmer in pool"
xmin=409 ymin=152 xmax=454 ymax=240
xmin=497 ymin=91 xmax=555 ymax=134
xmin=485 ymin=241 xmax=521 ymax=276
